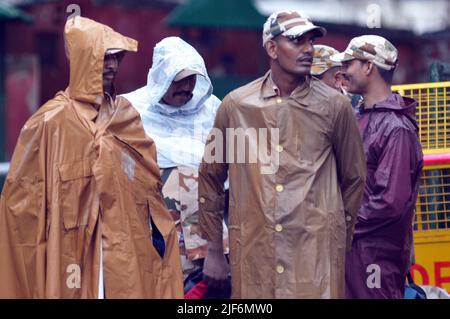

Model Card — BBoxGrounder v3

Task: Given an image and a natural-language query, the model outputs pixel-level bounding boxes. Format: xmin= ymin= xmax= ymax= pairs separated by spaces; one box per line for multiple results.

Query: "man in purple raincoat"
xmin=331 ymin=35 xmax=423 ymax=298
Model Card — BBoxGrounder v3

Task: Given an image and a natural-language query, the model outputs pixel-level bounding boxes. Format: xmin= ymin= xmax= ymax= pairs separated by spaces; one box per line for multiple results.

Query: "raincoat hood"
xmin=140 ymin=36 xmax=214 ymax=116
xmin=65 ymin=16 xmax=137 ymax=104
xmin=122 ymin=37 xmax=221 ymax=169
xmin=360 ymin=93 xmax=419 ymax=129
xmin=372 ymin=93 xmax=417 ymax=114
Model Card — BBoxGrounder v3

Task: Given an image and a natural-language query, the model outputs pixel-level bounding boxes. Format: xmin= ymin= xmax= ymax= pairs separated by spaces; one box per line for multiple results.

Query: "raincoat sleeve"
xmin=355 ymin=127 xmax=417 ymax=237
xmin=332 ymin=96 xmax=366 ymax=250
xmin=198 ymin=95 xmax=231 ymax=242
xmin=0 ymin=119 xmax=47 ymax=298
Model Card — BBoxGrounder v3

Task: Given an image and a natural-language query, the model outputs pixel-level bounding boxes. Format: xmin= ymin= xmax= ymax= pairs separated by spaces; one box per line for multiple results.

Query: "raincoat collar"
xmin=75 ymin=101 xmax=98 ymax=122
xmin=358 ymin=92 xmax=417 ymax=115
xmin=59 ymin=88 xmax=98 ymax=122
xmin=261 ymin=72 xmax=279 ymax=99
xmin=261 ymin=71 xmax=311 ymax=101
xmin=64 ymin=16 xmax=137 ymax=105
xmin=358 ymin=92 xmax=419 ymax=131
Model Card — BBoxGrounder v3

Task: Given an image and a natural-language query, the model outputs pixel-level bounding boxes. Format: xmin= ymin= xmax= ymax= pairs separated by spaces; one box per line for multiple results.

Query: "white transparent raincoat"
xmin=122 ymin=36 xmax=221 ymax=169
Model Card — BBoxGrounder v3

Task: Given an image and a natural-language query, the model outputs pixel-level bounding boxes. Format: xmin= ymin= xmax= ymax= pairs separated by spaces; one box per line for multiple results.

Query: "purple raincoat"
xmin=346 ymin=93 xmax=423 ymax=299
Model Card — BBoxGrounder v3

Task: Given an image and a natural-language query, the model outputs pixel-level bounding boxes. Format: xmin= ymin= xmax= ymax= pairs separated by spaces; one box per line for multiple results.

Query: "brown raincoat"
xmin=199 ymin=73 xmax=366 ymax=298
xmin=0 ymin=17 xmax=183 ymax=298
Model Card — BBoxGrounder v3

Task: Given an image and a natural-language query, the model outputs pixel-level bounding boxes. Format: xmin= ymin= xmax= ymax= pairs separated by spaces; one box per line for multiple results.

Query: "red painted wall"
xmin=3 ymin=0 xmax=445 ymax=159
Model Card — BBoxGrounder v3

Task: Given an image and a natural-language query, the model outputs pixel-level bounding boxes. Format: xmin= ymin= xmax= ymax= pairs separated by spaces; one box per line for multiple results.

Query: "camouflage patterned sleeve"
xmin=198 ymin=95 xmax=232 ymax=242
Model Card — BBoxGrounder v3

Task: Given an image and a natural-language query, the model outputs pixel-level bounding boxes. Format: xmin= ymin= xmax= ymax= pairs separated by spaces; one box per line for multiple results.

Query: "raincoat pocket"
xmin=58 ymin=159 xmax=93 ymax=230
xmin=147 ymin=198 xmax=181 ymax=279
xmin=147 ymin=196 xmax=176 ymax=238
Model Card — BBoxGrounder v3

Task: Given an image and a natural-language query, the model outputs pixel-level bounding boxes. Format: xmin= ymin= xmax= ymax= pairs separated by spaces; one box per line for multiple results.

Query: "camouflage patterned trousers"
xmin=160 ymin=166 xmax=229 ymax=278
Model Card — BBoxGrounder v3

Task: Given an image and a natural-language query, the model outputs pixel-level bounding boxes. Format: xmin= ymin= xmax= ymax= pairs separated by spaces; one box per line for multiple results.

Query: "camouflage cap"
xmin=262 ymin=10 xmax=326 ymax=47
xmin=330 ymin=35 xmax=398 ymax=70
xmin=106 ymin=48 xmax=124 ymax=55
xmin=311 ymin=45 xmax=342 ymax=76
xmin=174 ymin=68 xmax=202 ymax=82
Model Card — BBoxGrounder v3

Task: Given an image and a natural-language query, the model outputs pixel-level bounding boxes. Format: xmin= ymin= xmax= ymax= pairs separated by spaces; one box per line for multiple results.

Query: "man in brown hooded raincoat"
xmin=199 ymin=10 xmax=366 ymax=298
xmin=0 ymin=16 xmax=183 ymax=298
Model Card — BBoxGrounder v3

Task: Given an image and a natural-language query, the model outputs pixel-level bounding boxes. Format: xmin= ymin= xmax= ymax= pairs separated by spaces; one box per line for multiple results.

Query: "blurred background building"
xmin=0 ymin=0 xmax=449 ymax=165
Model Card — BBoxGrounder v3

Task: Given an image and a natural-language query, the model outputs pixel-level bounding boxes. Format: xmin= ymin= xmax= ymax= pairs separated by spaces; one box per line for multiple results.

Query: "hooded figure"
xmin=0 ymin=17 xmax=183 ymax=298
xmin=122 ymin=37 xmax=228 ymax=280
xmin=122 ymin=36 xmax=221 ymax=169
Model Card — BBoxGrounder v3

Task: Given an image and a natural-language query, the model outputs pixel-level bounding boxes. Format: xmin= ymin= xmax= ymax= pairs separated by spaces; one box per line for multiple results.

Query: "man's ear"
xmin=366 ymin=60 xmax=374 ymax=76
xmin=334 ymin=70 xmax=343 ymax=88
xmin=265 ymin=40 xmax=277 ymax=60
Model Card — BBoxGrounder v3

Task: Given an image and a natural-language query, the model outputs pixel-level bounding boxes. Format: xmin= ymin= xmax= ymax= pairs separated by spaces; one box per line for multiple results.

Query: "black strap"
xmin=160 ymin=166 xmax=176 ymax=183
xmin=406 ymin=270 xmax=427 ymax=299
xmin=407 ymin=271 xmax=415 ymax=285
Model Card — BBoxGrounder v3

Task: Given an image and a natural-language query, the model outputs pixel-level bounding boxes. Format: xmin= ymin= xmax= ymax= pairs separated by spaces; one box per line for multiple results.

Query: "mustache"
xmin=297 ymin=55 xmax=313 ymax=63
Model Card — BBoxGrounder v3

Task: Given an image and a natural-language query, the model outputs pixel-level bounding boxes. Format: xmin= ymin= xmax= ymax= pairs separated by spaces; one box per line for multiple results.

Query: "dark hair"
xmin=375 ymin=65 xmax=395 ymax=84
xmin=356 ymin=59 xmax=395 ymax=84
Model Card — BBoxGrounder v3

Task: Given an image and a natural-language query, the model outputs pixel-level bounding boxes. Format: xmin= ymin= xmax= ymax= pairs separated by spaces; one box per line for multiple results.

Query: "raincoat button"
xmin=275 ymin=224 xmax=283 ymax=232
xmin=276 ymin=98 xmax=282 ymax=104
xmin=199 ymin=197 xmax=206 ymax=204
xmin=275 ymin=184 xmax=284 ymax=192
xmin=276 ymin=145 xmax=284 ymax=153
xmin=276 ymin=265 xmax=285 ymax=274
xmin=346 ymin=215 xmax=352 ymax=222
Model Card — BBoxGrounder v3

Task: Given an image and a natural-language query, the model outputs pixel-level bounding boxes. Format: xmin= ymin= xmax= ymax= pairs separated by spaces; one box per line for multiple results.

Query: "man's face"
xmin=161 ymin=74 xmax=197 ymax=107
xmin=269 ymin=31 xmax=316 ymax=76
xmin=103 ymin=52 xmax=124 ymax=91
xmin=319 ymin=67 xmax=341 ymax=89
xmin=340 ymin=59 xmax=369 ymax=95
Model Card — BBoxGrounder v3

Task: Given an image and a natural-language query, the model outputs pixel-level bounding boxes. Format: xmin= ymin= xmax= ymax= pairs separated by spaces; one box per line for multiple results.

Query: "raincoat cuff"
xmin=199 ymin=210 xmax=224 ymax=242
xmin=199 ymin=193 xmax=226 ymax=212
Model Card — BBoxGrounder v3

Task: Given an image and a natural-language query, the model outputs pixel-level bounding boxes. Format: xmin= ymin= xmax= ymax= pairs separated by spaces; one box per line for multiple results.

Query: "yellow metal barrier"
xmin=392 ymin=82 xmax=450 ymax=155
xmin=413 ymin=163 xmax=450 ymax=291
xmin=415 ymin=164 xmax=450 ymax=232
xmin=396 ymin=81 xmax=450 ymax=291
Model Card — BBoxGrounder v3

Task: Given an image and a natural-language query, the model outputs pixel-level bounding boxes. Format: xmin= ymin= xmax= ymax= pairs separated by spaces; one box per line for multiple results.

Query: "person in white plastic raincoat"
xmin=122 ymin=37 xmax=229 ymax=282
